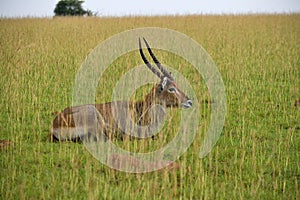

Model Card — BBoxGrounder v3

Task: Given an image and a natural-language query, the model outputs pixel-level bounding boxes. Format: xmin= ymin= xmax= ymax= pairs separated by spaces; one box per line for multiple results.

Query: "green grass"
xmin=0 ymin=15 xmax=299 ymax=199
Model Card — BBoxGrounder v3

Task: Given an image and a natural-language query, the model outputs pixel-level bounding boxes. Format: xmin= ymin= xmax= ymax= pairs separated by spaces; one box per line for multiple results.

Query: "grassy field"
xmin=0 ymin=14 xmax=299 ymax=199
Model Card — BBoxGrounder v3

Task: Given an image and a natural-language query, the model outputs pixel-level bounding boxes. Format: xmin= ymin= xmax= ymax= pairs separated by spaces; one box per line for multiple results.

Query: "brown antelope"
xmin=49 ymin=38 xmax=192 ymax=142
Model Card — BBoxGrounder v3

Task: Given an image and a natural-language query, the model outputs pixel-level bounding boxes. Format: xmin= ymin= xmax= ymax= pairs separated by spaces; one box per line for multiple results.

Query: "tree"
xmin=54 ymin=0 xmax=91 ymax=16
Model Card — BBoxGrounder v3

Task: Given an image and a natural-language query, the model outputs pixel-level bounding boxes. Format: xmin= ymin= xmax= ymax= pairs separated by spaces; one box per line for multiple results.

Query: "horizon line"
xmin=1 ymin=10 xmax=300 ymax=19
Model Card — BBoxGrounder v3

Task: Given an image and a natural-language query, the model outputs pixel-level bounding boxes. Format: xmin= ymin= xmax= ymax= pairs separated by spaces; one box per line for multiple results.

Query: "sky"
xmin=0 ymin=0 xmax=299 ymax=18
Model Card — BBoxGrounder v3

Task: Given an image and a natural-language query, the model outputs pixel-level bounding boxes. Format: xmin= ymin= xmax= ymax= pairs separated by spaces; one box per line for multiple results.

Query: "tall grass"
xmin=0 ymin=15 xmax=299 ymax=199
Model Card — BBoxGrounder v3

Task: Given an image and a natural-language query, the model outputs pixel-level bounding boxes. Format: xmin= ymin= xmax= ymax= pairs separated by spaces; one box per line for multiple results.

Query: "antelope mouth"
xmin=181 ymin=100 xmax=192 ymax=109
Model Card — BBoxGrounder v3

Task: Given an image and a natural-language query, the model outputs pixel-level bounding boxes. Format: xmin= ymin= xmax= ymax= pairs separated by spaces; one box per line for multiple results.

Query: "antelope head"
xmin=139 ymin=38 xmax=192 ymax=109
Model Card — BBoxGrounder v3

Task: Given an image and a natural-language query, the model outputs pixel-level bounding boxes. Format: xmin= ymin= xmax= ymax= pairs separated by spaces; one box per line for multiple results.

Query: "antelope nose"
xmin=187 ymin=100 xmax=192 ymax=107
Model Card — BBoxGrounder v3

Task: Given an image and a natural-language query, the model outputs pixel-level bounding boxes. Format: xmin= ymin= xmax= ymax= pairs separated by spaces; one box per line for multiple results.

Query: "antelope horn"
xmin=142 ymin=37 xmax=174 ymax=81
xmin=139 ymin=38 xmax=163 ymax=79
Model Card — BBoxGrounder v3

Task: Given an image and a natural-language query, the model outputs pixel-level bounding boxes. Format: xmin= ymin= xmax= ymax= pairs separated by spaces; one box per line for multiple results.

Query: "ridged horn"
xmin=142 ymin=37 xmax=174 ymax=81
xmin=139 ymin=38 xmax=163 ymax=79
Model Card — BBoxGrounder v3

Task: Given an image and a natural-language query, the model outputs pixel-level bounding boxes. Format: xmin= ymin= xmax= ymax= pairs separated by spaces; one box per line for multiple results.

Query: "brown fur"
xmin=49 ymin=81 xmax=190 ymax=142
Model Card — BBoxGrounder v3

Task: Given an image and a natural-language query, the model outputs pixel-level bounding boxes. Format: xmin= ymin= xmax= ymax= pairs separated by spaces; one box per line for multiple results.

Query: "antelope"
xmin=49 ymin=38 xmax=192 ymax=142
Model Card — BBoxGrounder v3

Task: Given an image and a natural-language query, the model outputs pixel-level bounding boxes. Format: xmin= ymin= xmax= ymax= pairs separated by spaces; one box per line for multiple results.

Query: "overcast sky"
xmin=0 ymin=0 xmax=299 ymax=17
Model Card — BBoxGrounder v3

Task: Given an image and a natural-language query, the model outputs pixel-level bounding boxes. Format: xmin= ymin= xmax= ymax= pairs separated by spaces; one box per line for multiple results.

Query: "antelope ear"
xmin=161 ymin=77 xmax=168 ymax=89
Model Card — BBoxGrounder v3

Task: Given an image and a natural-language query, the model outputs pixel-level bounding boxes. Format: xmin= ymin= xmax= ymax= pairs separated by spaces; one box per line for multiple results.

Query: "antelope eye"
xmin=168 ymin=87 xmax=176 ymax=93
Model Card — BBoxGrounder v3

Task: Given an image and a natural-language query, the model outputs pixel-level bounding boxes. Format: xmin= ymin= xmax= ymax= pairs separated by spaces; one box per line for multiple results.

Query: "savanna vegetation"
xmin=0 ymin=14 xmax=299 ymax=199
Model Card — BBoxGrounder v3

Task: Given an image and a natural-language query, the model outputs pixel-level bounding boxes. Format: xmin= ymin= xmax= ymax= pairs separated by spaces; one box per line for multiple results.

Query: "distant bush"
xmin=54 ymin=0 xmax=94 ymax=16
